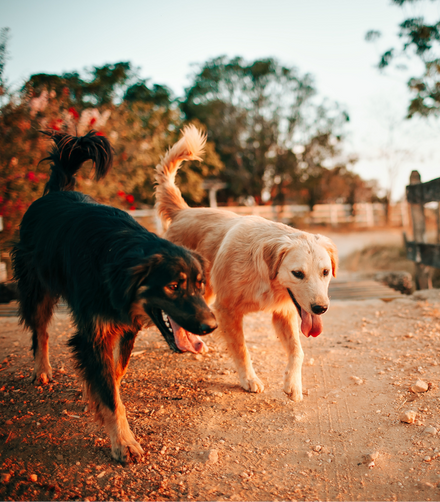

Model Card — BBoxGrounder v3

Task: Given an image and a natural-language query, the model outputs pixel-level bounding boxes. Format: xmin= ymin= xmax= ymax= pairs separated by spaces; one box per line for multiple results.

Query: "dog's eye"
xmin=291 ymin=271 xmax=305 ymax=280
xmin=323 ymin=269 xmax=329 ymax=277
xmin=167 ymin=283 xmax=179 ymax=291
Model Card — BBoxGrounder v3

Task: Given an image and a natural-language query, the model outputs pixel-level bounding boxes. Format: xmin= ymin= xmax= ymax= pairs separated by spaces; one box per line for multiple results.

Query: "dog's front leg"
xmin=272 ymin=309 xmax=304 ymax=402
xmin=213 ymin=303 xmax=264 ymax=393
xmin=99 ymin=395 xmax=143 ymax=464
xmin=114 ymin=330 xmax=137 ymax=384
xmin=70 ymin=328 xmax=143 ymax=463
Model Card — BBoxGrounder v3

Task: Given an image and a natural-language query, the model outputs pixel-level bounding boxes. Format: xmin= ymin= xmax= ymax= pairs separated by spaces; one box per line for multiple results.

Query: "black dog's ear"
xmin=105 ymin=254 xmax=164 ymax=312
xmin=190 ymin=250 xmax=209 ymax=275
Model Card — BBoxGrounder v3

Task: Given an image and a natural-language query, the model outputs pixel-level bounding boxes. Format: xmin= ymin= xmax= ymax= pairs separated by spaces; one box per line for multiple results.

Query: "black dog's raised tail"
xmin=40 ymin=130 xmax=113 ymax=195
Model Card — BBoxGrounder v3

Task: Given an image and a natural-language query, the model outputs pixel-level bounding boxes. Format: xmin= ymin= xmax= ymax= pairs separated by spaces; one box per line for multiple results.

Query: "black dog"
xmin=11 ymin=131 xmax=217 ymax=463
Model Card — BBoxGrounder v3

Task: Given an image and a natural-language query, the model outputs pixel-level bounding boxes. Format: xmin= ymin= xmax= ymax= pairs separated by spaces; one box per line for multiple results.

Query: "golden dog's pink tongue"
xmin=169 ymin=318 xmax=207 ymax=353
xmin=300 ymin=311 xmax=323 ymax=338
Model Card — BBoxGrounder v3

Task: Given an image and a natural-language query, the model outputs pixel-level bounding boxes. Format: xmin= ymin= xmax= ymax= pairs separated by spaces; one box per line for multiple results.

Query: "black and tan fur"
xmin=12 ymin=131 xmax=217 ymax=463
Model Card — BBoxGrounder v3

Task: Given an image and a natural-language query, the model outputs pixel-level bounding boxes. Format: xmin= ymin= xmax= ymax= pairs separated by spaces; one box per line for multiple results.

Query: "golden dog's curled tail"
xmin=155 ymin=125 xmax=207 ymax=229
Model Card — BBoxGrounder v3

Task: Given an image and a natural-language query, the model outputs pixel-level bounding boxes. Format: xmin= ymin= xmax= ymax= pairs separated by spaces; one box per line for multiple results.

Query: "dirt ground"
xmin=2 ymin=288 xmax=440 ymax=501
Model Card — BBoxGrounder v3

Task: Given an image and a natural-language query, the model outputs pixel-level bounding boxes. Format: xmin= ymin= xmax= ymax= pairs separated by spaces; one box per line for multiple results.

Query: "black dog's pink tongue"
xmin=300 ymin=310 xmax=323 ymax=338
xmin=169 ymin=318 xmax=207 ymax=353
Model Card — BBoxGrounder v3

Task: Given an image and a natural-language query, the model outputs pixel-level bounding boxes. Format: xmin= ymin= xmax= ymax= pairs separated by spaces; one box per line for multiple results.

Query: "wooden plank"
xmin=406 ymin=176 xmax=440 ymax=204
xmin=408 ymin=171 xmax=432 ymax=289
xmin=405 ymin=240 xmax=440 ymax=268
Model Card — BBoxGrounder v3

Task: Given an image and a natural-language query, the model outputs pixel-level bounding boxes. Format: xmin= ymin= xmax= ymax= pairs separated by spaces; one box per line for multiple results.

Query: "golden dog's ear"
xmin=315 ymin=235 xmax=338 ymax=278
xmin=263 ymin=238 xmax=291 ymax=281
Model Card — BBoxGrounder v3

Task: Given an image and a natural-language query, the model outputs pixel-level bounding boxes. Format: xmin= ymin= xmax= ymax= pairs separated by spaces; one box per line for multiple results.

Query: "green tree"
xmin=0 ymin=62 xmax=222 ymax=247
xmin=25 ymin=62 xmax=142 ymax=108
xmin=182 ymin=56 xmax=349 ymax=203
xmin=0 ymin=27 xmax=10 ymax=97
xmin=366 ymin=0 xmax=440 ymax=117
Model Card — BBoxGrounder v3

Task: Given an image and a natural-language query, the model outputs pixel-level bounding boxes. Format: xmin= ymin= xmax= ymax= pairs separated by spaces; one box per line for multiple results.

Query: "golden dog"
xmin=155 ymin=126 xmax=338 ymax=401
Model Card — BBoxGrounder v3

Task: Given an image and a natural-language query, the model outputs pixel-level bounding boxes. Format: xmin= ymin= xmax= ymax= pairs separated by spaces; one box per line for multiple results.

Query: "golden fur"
xmin=155 ymin=126 xmax=338 ymax=400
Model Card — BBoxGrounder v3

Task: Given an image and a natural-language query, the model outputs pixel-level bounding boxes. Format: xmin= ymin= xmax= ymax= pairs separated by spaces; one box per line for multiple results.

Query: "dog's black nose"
xmin=311 ymin=304 xmax=328 ymax=315
xmin=199 ymin=319 xmax=218 ymax=335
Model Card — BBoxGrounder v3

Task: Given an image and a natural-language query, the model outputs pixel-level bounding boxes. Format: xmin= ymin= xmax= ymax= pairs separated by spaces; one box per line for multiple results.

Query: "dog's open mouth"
xmin=150 ymin=308 xmax=206 ymax=354
xmin=287 ymin=289 xmax=323 ymax=338
xmin=165 ymin=314 xmax=207 ymax=354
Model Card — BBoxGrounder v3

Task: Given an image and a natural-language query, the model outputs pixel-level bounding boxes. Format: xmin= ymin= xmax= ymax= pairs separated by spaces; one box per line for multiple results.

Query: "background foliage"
xmin=366 ymin=0 xmax=440 ymax=118
xmin=0 ymin=36 xmax=381 ymax=246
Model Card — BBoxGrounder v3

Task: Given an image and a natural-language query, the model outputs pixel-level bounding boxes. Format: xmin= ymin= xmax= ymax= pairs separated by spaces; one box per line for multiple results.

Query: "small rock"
xmin=56 ymin=454 xmax=63 ymax=461
xmin=368 ymin=461 xmax=375 ymax=468
xmin=207 ymin=449 xmax=218 ymax=464
xmin=1 ymin=473 xmax=11 ymax=484
xmin=424 ymin=456 xmax=432 ymax=462
xmin=374 ymin=271 xmax=413 ymax=294
xmin=401 ymin=410 xmax=417 ymax=424
xmin=61 ymin=409 xmax=68 ymax=415
xmin=160 ymin=446 xmax=167 ymax=455
xmin=313 ymin=445 xmax=322 ymax=452
xmin=29 ymin=474 xmax=38 ymax=482
xmin=350 ymin=376 xmax=363 ymax=385
xmin=363 ymin=451 xmax=379 ymax=463
xmin=412 ymin=379 xmax=428 ymax=393
xmin=293 ymin=413 xmax=306 ymax=422
xmin=423 ymin=426 xmax=437 ymax=436
xmin=5 ymin=420 xmax=12 ymax=425
xmin=306 ymin=452 xmax=313 ymax=458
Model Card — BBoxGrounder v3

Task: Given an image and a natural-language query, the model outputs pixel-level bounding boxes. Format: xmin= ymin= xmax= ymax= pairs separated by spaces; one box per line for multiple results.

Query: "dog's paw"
xmin=240 ymin=375 xmax=265 ymax=393
xmin=32 ymin=367 xmax=52 ymax=385
xmin=112 ymin=438 xmax=144 ymax=464
xmin=284 ymin=383 xmax=303 ymax=402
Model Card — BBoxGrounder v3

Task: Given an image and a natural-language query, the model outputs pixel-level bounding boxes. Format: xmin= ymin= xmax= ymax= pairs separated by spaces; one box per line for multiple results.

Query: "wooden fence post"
xmin=409 ymin=170 xmax=432 ymax=289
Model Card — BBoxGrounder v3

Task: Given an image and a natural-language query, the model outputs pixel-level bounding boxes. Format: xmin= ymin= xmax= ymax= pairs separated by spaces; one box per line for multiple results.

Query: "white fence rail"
xmin=130 ymin=202 xmax=410 ymax=234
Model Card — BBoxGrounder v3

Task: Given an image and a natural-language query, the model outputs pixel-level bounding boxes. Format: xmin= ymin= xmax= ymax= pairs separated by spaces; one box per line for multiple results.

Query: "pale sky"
xmin=2 ymin=0 xmax=440 ymax=200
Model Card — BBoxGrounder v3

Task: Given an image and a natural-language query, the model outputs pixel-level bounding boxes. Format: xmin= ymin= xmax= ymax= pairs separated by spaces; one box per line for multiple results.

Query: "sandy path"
xmin=1 ymin=290 xmax=440 ymax=501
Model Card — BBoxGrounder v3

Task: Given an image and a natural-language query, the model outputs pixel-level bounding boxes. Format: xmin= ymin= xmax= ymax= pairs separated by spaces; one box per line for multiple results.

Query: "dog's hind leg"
xmin=15 ymin=262 xmax=56 ymax=384
xmin=272 ymin=308 xmax=304 ymax=402
xmin=26 ymin=294 xmax=56 ymax=384
xmin=30 ymin=294 xmax=57 ymax=385
xmin=213 ymin=302 xmax=264 ymax=393
xmin=69 ymin=325 xmax=143 ymax=463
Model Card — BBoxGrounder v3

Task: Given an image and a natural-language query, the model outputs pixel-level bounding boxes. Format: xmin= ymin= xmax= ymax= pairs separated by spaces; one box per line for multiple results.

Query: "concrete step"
xmin=329 ymin=279 xmax=402 ymax=301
